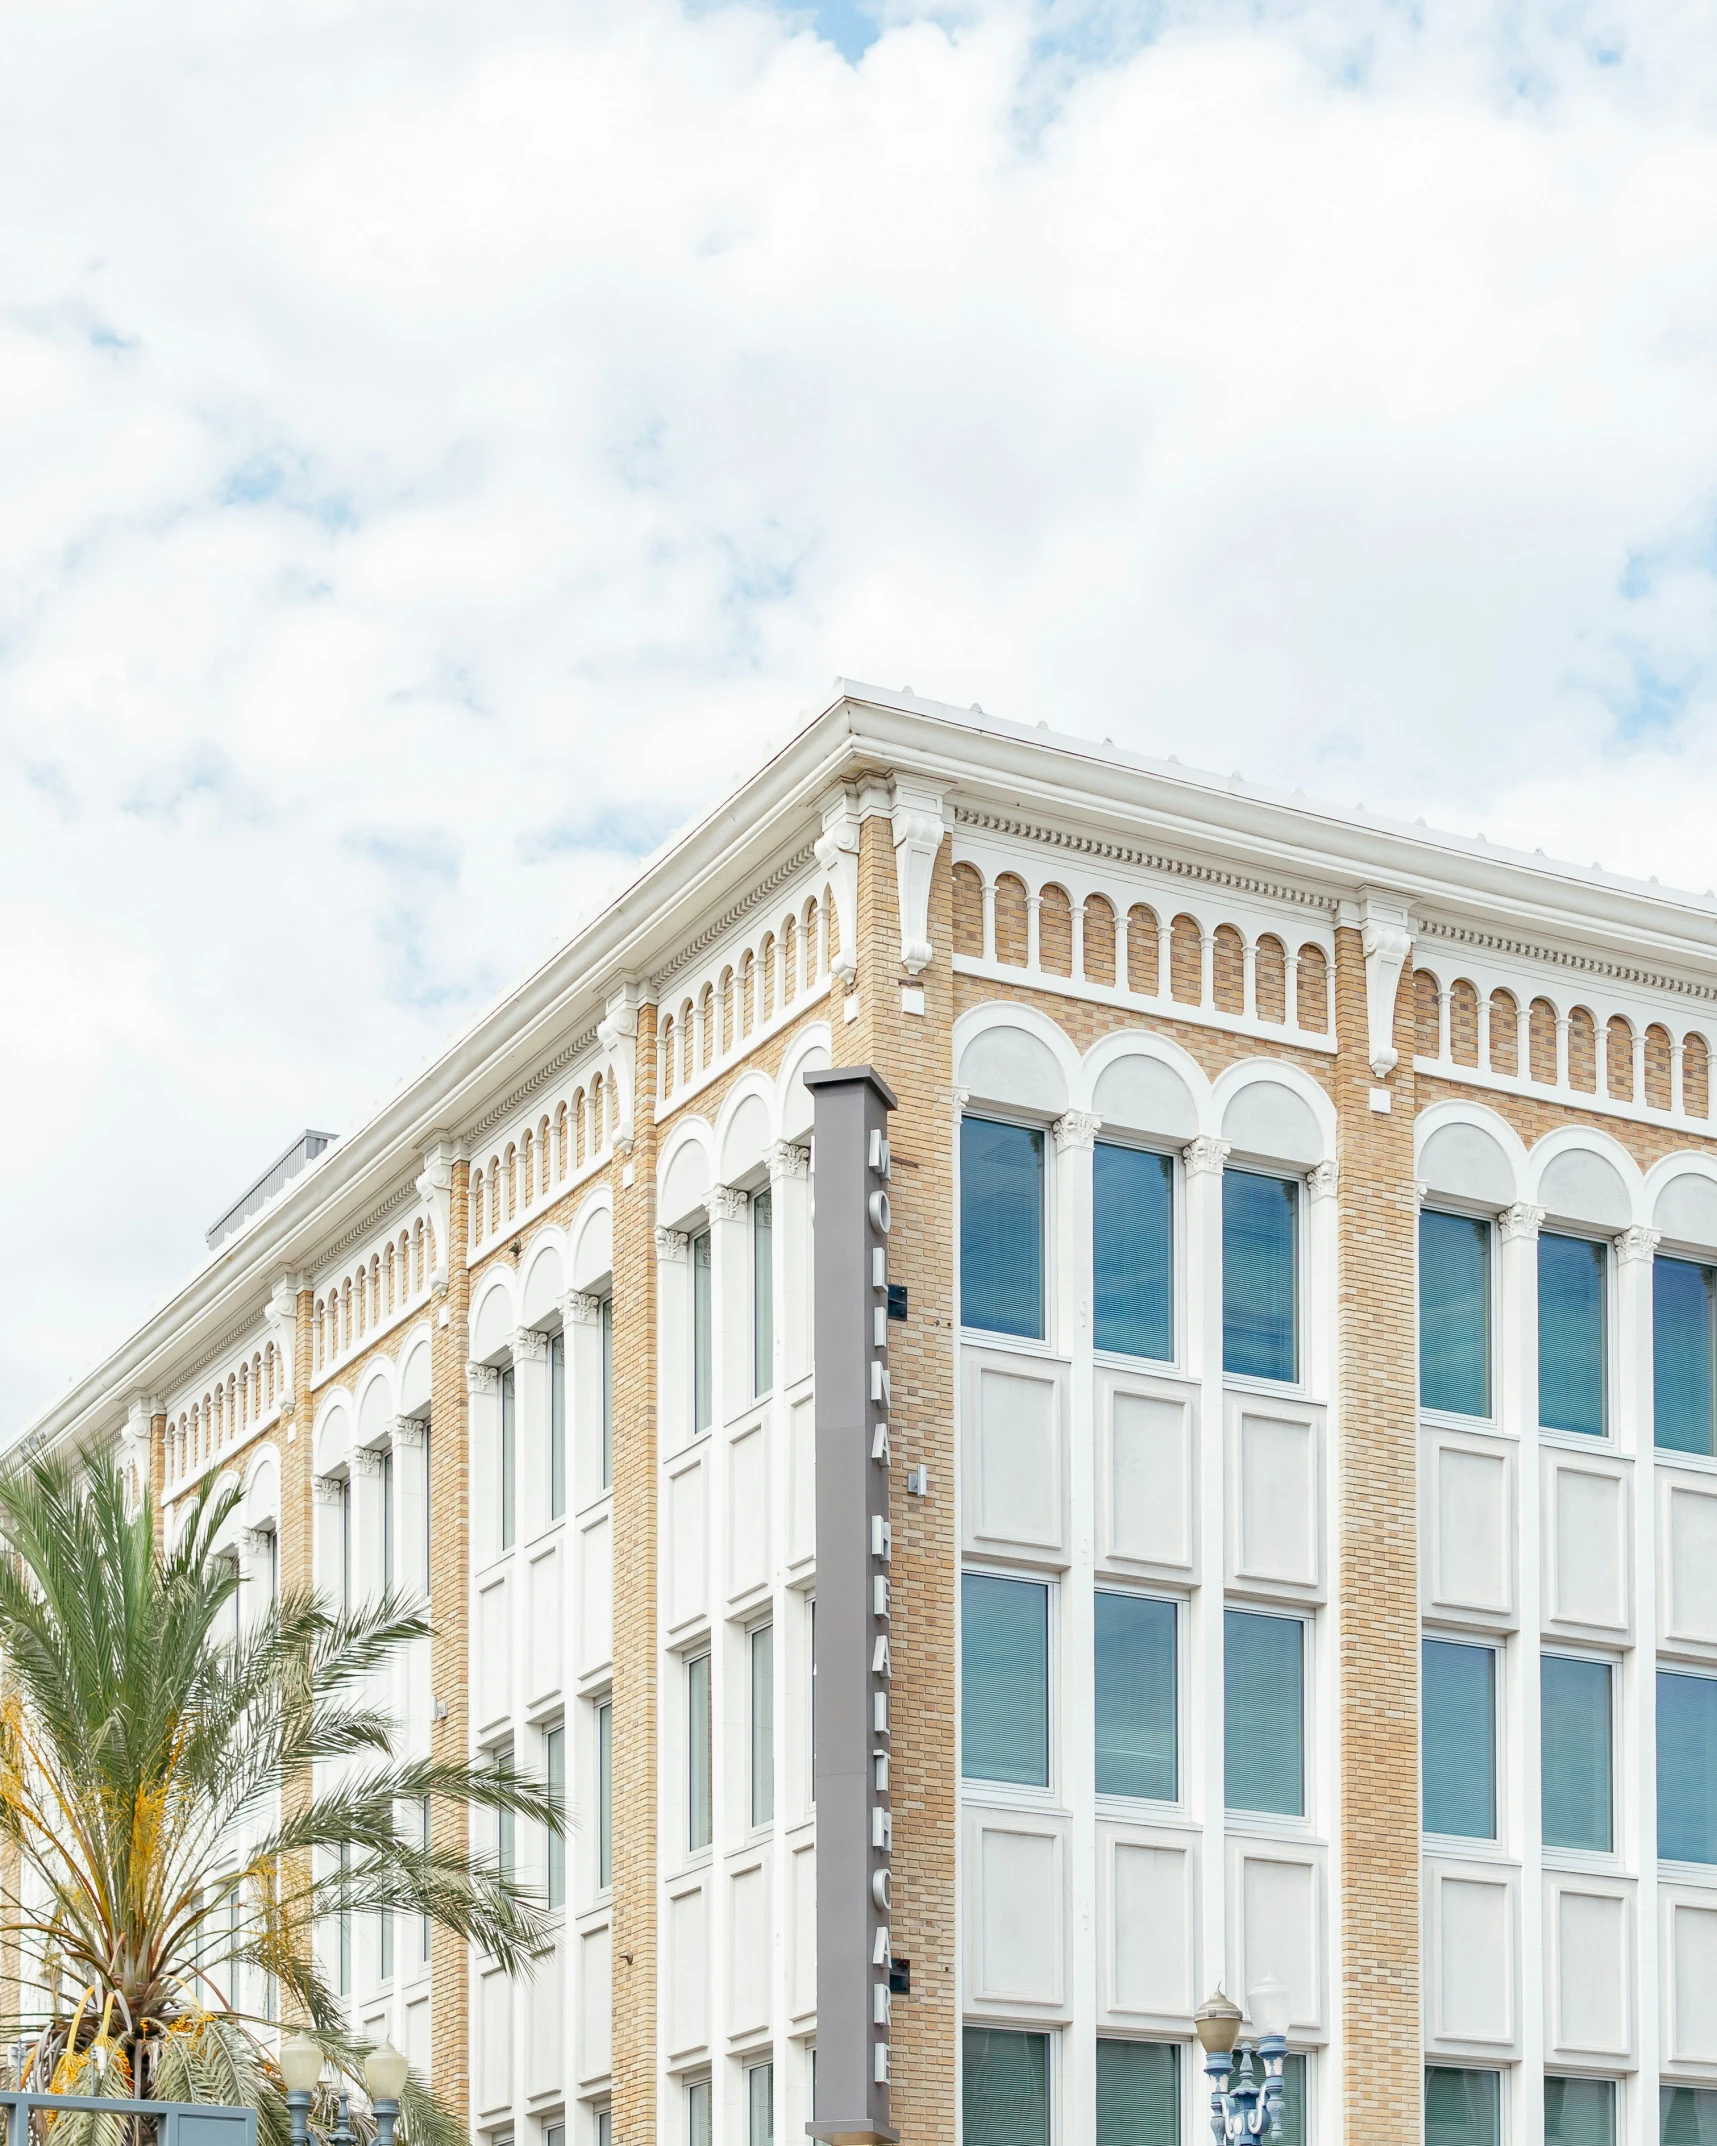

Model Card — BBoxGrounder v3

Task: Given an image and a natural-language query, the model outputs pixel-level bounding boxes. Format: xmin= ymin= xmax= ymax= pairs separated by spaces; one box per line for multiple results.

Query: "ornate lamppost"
xmin=1193 ymin=1978 xmax=1291 ymax=2145
xmin=364 ymin=2042 xmax=410 ymax=2146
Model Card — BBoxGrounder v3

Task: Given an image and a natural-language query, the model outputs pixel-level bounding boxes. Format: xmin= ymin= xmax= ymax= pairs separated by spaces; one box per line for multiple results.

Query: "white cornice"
xmin=24 ymin=676 xmax=1717 ymax=1462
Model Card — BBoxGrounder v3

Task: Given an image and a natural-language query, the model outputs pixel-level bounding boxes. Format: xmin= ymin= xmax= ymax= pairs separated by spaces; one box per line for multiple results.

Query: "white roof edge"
xmin=21 ymin=680 xmax=1717 ymax=1462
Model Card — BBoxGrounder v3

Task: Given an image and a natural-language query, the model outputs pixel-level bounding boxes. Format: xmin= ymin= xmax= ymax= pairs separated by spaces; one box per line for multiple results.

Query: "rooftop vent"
xmin=206 ymin=1130 xmax=336 ymax=1251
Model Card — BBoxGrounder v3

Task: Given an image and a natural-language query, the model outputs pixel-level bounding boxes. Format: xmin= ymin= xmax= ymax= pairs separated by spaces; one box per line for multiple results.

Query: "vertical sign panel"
xmin=805 ymin=1064 xmax=899 ymax=2145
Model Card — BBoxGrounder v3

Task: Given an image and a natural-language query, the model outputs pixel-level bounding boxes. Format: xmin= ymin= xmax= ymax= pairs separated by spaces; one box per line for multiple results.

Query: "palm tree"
xmin=0 ymin=1453 xmax=556 ymax=2146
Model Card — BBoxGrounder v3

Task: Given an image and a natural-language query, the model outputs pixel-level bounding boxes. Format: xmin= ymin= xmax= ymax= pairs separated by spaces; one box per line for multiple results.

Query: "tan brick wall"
xmin=430 ymin=1162 xmax=473 ymax=2115
xmin=610 ymin=1002 xmax=661 ymax=2145
xmin=845 ymin=813 xmax=959 ymax=2146
xmin=1333 ymin=927 xmax=1421 ymax=2141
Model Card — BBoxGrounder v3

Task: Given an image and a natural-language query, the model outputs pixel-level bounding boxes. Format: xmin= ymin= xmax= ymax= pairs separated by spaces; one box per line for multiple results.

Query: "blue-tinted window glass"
xmin=1223 ymin=1172 xmax=1299 ymax=1382
xmin=1425 ymin=2068 xmax=1500 ymax=2146
xmin=1423 ymin=1640 xmax=1496 ymax=1839
xmin=1095 ymin=1592 xmax=1176 ymax=1801
xmin=1662 ymin=2084 xmax=1717 ymax=2142
xmin=1539 ymin=1233 xmax=1608 ymax=1436
xmin=1225 ymin=1609 xmax=1303 ymax=1817
xmin=1420 ymin=1211 xmax=1491 ymax=1417
xmin=962 ymin=1119 xmax=1045 ymax=1339
xmin=1095 ymin=2040 xmax=1177 ymax=2146
xmin=1279 ymin=2055 xmax=1308 ymax=2146
xmin=1656 ymin=1256 xmax=1717 ymax=1456
xmin=1094 ymin=1144 xmax=1174 ymax=1361
xmin=1542 ymin=1654 xmax=1613 ymax=1852
xmin=1659 ymin=1670 xmax=1717 ymax=1864
xmin=1546 ymin=2077 xmax=1616 ymax=2145
xmin=962 ymin=1574 xmax=1049 ymax=1787
xmin=963 ymin=2028 xmax=1049 ymax=2146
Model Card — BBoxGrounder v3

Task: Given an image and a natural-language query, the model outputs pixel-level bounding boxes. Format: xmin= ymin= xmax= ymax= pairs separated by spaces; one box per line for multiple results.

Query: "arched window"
xmin=1212 ymin=925 xmax=1244 ymax=1014
xmin=993 ymin=876 xmax=1028 ymax=966
xmin=1037 ymin=886 xmax=1072 ymax=977
xmin=1169 ymin=916 xmax=1202 ymax=1005
xmin=1082 ymin=894 xmax=1116 ymax=986
xmin=953 ymin=864 xmax=984 ymax=958
xmin=1488 ymin=989 xmax=1519 ymax=1077
xmin=1126 ymin=907 xmax=1160 ymax=996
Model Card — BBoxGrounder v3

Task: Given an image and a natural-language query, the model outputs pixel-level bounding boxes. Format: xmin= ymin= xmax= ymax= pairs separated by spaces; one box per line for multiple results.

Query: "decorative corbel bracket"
xmin=416 ymin=1141 xmax=457 ymax=1293
xmin=890 ymin=776 xmax=949 ymax=977
xmin=815 ymin=789 xmax=862 ymax=985
xmin=265 ymin=1277 xmax=301 ymax=1403
xmin=1353 ymin=888 xmax=1414 ymax=1080
xmin=598 ymin=984 xmax=642 ymax=1153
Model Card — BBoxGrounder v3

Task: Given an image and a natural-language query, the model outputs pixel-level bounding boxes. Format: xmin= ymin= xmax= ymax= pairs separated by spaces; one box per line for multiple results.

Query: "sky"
xmin=5 ymin=0 xmax=1717 ymax=1426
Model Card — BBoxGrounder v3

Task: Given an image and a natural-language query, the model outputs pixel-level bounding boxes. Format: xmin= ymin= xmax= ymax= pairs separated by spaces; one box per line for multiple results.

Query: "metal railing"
xmin=0 ymin=2092 xmax=256 ymax=2146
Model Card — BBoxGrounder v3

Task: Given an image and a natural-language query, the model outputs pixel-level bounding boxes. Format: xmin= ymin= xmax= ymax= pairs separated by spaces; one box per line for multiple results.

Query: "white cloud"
xmin=4 ymin=0 xmax=1717 ymax=1420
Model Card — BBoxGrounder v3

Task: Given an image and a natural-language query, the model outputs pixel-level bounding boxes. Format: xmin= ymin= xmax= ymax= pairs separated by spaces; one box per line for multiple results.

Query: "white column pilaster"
xmin=1185 ymin=1133 xmax=1231 ymax=2000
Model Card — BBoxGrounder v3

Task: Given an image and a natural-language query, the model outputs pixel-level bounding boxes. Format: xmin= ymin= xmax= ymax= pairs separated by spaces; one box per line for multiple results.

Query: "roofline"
xmin=22 ymin=678 xmax=1717 ymax=1461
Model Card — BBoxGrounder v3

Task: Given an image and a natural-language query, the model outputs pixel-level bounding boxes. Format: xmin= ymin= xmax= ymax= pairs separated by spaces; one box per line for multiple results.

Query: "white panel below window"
xmin=966 ymin=1813 xmax=1066 ymax=2011
xmin=1102 ymin=1381 xmax=1195 ymax=1576
xmin=527 ymin=1943 xmax=563 ymax=2099
xmin=477 ymin=1965 xmax=513 ymax=2113
xmin=729 ymin=1860 xmax=772 ymax=2037
xmin=477 ymin=1575 xmax=511 ymax=1732
xmin=964 ymin=1356 xmax=1068 ymax=1561
xmin=579 ymin=1923 xmax=612 ymax=2083
xmin=668 ymin=1460 xmax=708 ymax=1634
xmin=728 ymin=1425 xmax=769 ymax=1602
xmin=1665 ymin=1893 xmax=1717 ymax=2067
xmin=790 ymin=1839 xmax=818 ymax=2023
xmin=789 ymin=1395 xmax=816 ymax=1570
xmin=526 ymin=1542 xmax=562 ymax=1704
xmin=669 ymin=1883 xmax=709 ymax=2057
xmin=1104 ymin=1831 xmax=1195 ymax=2022
xmin=1663 ymin=1480 xmax=1717 ymax=1652
xmin=1544 ymin=1459 xmax=1631 ymax=1637
xmin=580 ymin=1510 xmax=613 ymax=1674
xmin=1548 ymin=1879 xmax=1634 ymax=2062
xmin=1228 ymin=1842 xmax=1324 ymax=2037
xmin=1425 ymin=1862 xmax=1518 ymax=2054
xmin=1425 ymin=1436 xmax=1514 ymax=1623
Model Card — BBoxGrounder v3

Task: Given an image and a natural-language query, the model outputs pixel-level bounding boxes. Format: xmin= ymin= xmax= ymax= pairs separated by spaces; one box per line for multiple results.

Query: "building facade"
xmin=22 ymin=683 xmax=1717 ymax=2146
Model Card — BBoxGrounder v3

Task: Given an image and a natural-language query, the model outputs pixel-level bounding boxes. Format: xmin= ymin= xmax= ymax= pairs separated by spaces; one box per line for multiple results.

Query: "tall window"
xmin=693 ymin=1232 xmax=713 ymax=1434
xmin=1423 ymin=1639 xmax=1496 ymax=1839
xmin=1093 ymin=1143 xmax=1174 ymax=1361
xmin=550 ymin=1329 xmax=567 ymax=1518
xmin=962 ymin=1573 xmax=1049 ymax=1788
xmin=418 ymin=1795 xmax=431 ymax=1964
xmin=686 ymin=2080 xmax=711 ymax=2146
xmin=1659 ymin=1669 xmax=1717 ymax=1863
xmin=600 ymin=1295 xmax=614 ymax=1490
xmin=339 ymin=1478 xmax=353 ymax=1612
xmin=750 ymin=1623 xmax=774 ymax=1828
xmin=754 ymin=1189 xmax=775 ymax=1396
xmin=688 ymin=1651 xmax=712 ymax=1850
xmin=961 ymin=1118 xmax=1045 ymax=1339
xmin=1223 ymin=1171 xmax=1299 ymax=1382
xmin=496 ymin=1741 xmax=516 ymax=1879
xmin=545 ymin=1724 xmax=566 ymax=1909
xmin=1096 ymin=2040 xmax=1177 ymax=2146
xmin=1546 ymin=2077 xmax=1615 ymax=2144
xmin=747 ymin=2060 xmax=774 ymax=2146
xmin=1094 ymin=1591 xmax=1176 ymax=1801
xmin=419 ymin=1427 xmax=431 ymax=1597
xmin=1225 ymin=1609 xmax=1304 ymax=1817
xmin=336 ymin=1843 xmax=351 ymax=1995
xmin=379 ymin=1891 xmax=393 ymax=1984
xmin=380 ymin=1448 xmax=395 ymax=1594
xmin=1420 ymin=1211 xmax=1491 ymax=1418
xmin=1657 ymin=1255 xmax=1717 ymax=1456
xmin=1425 ymin=2067 xmax=1500 ymax=2146
xmin=1280 ymin=2055 xmax=1309 ymax=2146
xmin=1663 ymin=2085 xmax=1717 ymax=2140
xmin=1539 ymin=1233 xmax=1608 ymax=1436
xmin=963 ymin=2028 xmax=1050 ymax=2146
xmin=596 ymin=1698 xmax=613 ymax=1889
xmin=594 ymin=2113 xmax=612 ymax=2146
xmin=500 ymin=1365 xmax=517 ymax=1549
xmin=1542 ymin=1654 xmax=1613 ymax=1852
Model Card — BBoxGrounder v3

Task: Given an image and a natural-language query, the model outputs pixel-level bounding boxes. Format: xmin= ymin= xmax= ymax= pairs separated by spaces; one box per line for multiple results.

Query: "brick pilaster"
xmin=430 ymin=1162 xmax=473 ymax=2112
xmin=611 ymin=1002 xmax=661 ymax=2143
xmin=845 ymin=808 xmax=959 ymax=2146
xmin=1332 ymin=927 xmax=1421 ymax=2137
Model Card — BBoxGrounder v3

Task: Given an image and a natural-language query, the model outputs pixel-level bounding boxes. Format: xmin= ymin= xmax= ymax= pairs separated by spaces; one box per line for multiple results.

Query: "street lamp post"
xmin=1194 ymin=1979 xmax=1291 ymax=2145
xmin=279 ymin=2034 xmax=323 ymax=2146
xmin=364 ymin=2043 xmax=410 ymax=2146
